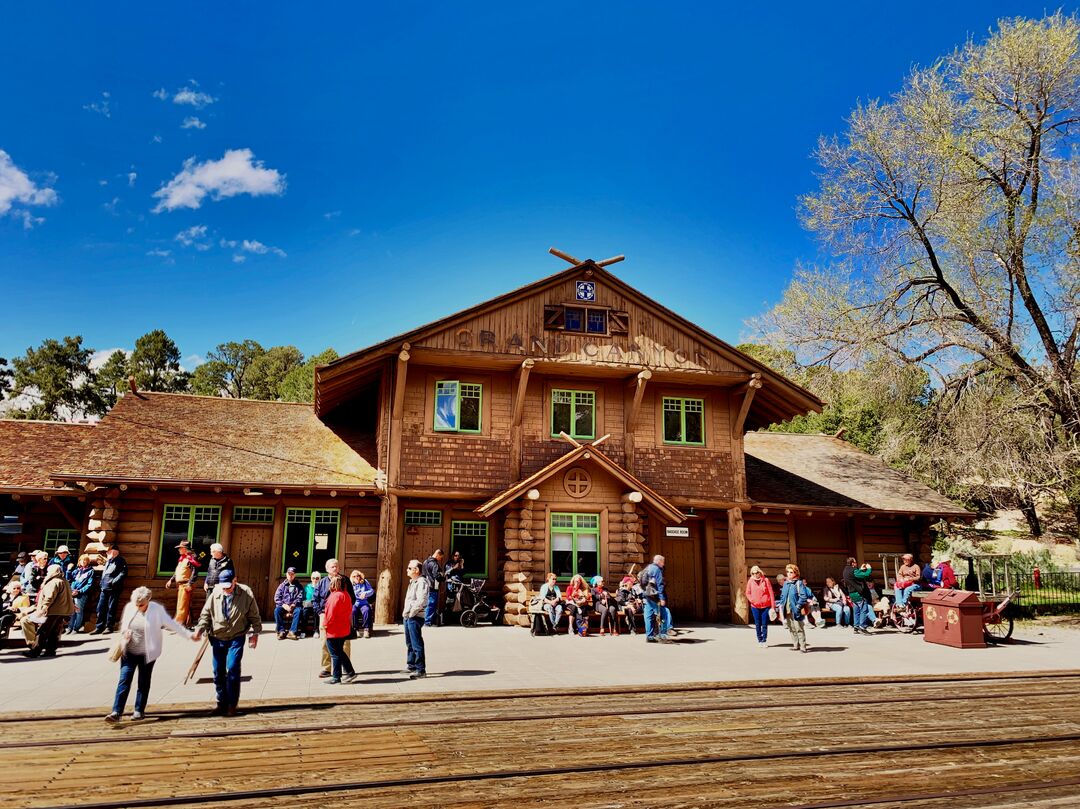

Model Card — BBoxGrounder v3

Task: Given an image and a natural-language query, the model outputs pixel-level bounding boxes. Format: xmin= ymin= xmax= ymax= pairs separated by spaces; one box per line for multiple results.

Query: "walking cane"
xmin=184 ymin=637 xmax=209 ymax=685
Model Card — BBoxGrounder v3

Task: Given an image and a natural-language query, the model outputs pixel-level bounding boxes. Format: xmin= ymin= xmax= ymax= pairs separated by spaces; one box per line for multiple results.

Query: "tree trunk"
xmin=1017 ymin=492 xmax=1042 ymax=537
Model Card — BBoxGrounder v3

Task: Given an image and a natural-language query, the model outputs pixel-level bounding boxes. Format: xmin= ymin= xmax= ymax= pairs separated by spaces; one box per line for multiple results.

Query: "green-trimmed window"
xmin=405 ymin=509 xmax=442 ymax=526
xmin=551 ymin=389 xmax=595 ymax=439
xmin=43 ymin=528 xmax=80 ymax=556
xmin=233 ymin=505 xmax=275 ymax=523
xmin=662 ymin=397 xmax=705 ymax=445
xmin=450 ymin=521 xmax=488 ymax=577
xmin=434 ymin=380 xmax=482 ymax=433
xmin=283 ymin=508 xmax=340 ymax=576
xmin=158 ymin=505 xmax=221 ymax=575
xmin=550 ymin=513 xmax=599 ymax=580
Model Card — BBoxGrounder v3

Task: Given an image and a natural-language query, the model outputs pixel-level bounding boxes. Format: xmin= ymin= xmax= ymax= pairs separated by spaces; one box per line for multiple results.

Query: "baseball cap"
xmin=217 ymin=569 xmax=235 ymax=584
xmin=286 ymin=566 xmax=297 ymax=574
xmin=56 ymin=545 xmax=70 ymax=554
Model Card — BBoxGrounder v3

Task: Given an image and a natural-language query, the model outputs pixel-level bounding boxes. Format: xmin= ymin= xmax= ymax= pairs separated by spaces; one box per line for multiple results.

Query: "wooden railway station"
xmin=5 ymin=671 xmax=1080 ymax=808
xmin=0 ymin=251 xmax=971 ymax=626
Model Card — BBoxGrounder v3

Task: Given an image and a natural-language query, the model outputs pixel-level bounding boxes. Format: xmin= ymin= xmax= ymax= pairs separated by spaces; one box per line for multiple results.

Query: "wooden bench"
xmin=526 ymin=590 xmax=639 ymax=635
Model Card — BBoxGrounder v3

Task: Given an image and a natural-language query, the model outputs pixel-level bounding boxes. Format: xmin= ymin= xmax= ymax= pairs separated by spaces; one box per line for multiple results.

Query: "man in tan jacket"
xmin=193 ymin=569 xmax=261 ymax=717
xmin=22 ymin=564 xmax=74 ymax=657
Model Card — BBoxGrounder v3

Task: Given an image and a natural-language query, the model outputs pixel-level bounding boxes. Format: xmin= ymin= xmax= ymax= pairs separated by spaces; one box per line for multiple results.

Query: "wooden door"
xmin=658 ymin=523 xmax=703 ymax=620
xmin=401 ymin=524 xmax=445 ymax=608
xmin=232 ymin=525 xmax=274 ymax=615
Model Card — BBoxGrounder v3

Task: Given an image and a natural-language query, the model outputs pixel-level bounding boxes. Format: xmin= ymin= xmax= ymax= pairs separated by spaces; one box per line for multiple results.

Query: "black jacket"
xmin=205 ymin=554 xmax=235 ymax=587
xmin=100 ymin=555 xmax=127 ymax=591
xmin=421 ymin=556 xmax=444 ymax=590
xmin=842 ymin=564 xmax=870 ymax=600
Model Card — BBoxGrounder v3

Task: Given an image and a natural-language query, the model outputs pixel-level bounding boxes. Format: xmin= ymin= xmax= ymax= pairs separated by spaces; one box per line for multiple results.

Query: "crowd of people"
xmin=744 ymin=554 xmax=959 ymax=652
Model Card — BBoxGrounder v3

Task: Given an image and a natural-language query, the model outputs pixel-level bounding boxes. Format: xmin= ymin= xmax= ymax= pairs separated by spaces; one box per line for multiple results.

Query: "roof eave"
xmin=49 ymin=473 xmax=378 ymax=493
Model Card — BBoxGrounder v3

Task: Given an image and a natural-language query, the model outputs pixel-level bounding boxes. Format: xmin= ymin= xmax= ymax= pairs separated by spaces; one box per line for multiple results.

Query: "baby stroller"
xmin=454 ymin=578 xmax=501 ymax=628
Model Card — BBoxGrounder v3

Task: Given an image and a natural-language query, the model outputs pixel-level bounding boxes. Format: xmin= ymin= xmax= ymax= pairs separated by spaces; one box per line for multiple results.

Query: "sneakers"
xmin=104 ymin=712 xmax=120 ymax=724
xmin=277 ymin=632 xmax=286 ymax=640
xmin=646 ymin=637 xmax=658 ymax=643
xmin=409 ymin=671 xmax=426 ymax=679
xmin=286 ymin=632 xmax=298 ymax=640
xmin=325 ymin=677 xmax=341 ymax=685
xmin=342 ymin=673 xmax=357 ymax=684
xmin=362 ymin=629 xmax=370 ymax=639
xmin=318 ymin=670 xmax=332 ymax=678
xmin=132 ymin=711 xmax=144 ymax=721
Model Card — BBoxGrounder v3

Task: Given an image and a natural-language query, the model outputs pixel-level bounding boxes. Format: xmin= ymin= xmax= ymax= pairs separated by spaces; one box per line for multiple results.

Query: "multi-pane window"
xmin=663 ymin=397 xmax=705 ymax=445
xmin=158 ymin=505 xmax=220 ymax=575
xmin=283 ymin=508 xmax=340 ymax=576
xmin=563 ymin=307 xmax=608 ymax=335
xmin=551 ymin=389 xmax=595 ymax=439
xmin=404 ymin=509 xmax=443 ymax=526
xmin=233 ymin=506 xmax=275 ymax=523
xmin=43 ymin=528 xmax=80 ymax=556
xmin=433 ymin=380 xmax=482 ymax=433
xmin=550 ymin=513 xmax=599 ymax=580
xmin=450 ymin=521 xmax=488 ymax=577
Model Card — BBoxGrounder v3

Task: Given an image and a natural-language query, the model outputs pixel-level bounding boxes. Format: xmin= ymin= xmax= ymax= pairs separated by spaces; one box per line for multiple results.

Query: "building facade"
xmin=0 ymin=259 xmax=970 ymax=625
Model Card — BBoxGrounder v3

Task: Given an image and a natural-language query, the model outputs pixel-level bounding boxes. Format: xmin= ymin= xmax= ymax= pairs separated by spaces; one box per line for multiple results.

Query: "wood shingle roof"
xmin=0 ymin=420 xmax=95 ymax=493
xmin=744 ymin=432 xmax=971 ymax=517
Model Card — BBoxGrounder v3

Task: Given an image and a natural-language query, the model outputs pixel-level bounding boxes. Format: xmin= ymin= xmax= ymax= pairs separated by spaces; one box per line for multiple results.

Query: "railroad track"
xmin=8 ymin=671 xmax=1080 ymax=809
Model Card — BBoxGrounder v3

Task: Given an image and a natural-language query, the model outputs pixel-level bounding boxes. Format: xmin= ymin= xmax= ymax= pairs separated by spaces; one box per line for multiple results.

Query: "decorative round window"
xmin=563 ymin=467 xmax=592 ymax=498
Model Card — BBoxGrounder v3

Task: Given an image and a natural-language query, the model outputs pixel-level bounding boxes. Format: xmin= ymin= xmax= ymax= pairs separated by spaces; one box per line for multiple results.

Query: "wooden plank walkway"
xmin=6 ymin=671 xmax=1080 ymax=809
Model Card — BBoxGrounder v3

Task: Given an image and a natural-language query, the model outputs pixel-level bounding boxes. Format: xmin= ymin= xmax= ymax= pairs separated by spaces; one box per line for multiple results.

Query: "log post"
xmin=624 ymin=369 xmax=651 ymax=474
xmin=510 ymin=358 xmax=534 ymax=481
xmin=727 ymin=507 xmax=748 ymax=624
xmin=375 ymin=345 xmax=410 ymax=626
xmin=703 ymin=514 xmax=719 ymax=622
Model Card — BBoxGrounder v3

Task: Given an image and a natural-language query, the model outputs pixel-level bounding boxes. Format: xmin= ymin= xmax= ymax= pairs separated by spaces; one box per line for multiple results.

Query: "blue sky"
xmin=0 ymin=2 xmax=1067 ymax=368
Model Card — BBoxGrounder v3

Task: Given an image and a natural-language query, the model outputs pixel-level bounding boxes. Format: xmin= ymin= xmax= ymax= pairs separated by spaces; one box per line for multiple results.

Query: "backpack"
xmin=638 ymin=566 xmax=659 ymax=600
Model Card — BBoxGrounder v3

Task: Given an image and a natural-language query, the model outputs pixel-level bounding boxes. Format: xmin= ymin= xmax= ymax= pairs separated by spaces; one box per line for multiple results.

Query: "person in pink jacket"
xmin=745 ymin=565 xmax=776 ymax=647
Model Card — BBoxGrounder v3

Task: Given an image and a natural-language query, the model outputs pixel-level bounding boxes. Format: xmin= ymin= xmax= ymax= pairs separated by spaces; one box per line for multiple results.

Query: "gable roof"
xmin=0 ymin=420 xmax=95 ymax=494
xmin=50 ymin=392 xmax=378 ymax=491
xmin=744 ymin=432 xmax=972 ymax=517
xmin=315 ymin=259 xmax=824 ymax=427
xmin=475 ymin=442 xmax=686 ymax=523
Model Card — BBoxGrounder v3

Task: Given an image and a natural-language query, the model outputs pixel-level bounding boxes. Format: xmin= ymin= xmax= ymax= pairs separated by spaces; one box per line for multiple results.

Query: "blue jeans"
xmin=274 ymin=606 xmax=301 ymax=634
xmin=853 ymin=600 xmax=870 ymax=629
xmin=750 ymin=606 xmax=770 ymax=643
xmin=424 ymin=589 xmax=439 ymax=626
xmin=353 ymin=602 xmax=372 ymax=632
xmin=97 ymin=588 xmax=121 ymax=630
xmin=69 ymin=592 xmax=91 ymax=632
xmin=325 ymin=637 xmax=355 ymax=679
xmin=210 ymin=635 xmax=246 ymax=709
xmin=404 ymin=616 xmax=426 ymax=673
xmin=112 ymin=653 xmax=155 ymax=715
xmin=643 ymin=599 xmax=667 ymax=639
xmin=895 ymin=585 xmax=919 ymax=607
xmin=544 ymin=602 xmax=564 ymax=631
xmin=829 ymin=603 xmax=852 ymax=626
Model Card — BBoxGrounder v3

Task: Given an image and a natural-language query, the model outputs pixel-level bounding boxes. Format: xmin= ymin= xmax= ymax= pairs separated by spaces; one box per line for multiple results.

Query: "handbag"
xmin=108 ymin=609 xmax=136 ymax=662
xmin=767 ymin=606 xmax=778 ymax=622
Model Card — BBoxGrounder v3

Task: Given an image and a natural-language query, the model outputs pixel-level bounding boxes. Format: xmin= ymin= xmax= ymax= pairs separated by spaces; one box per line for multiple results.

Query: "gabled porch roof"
xmin=475 ymin=441 xmax=686 ymax=523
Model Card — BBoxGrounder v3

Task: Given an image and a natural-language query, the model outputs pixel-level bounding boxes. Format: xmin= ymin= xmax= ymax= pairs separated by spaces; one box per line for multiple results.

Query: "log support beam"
xmin=375 ymin=344 xmax=409 ymax=626
xmin=731 ymin=374 xmax=762 ymax=438
xmin=624 ymin=369 xmax=651 ymax=473
xmin=509 ymin=358 xmax=534 ymax=481
xmin=52 ymin=497 xmax=83 ymax=532
xmin=727 ymin=507 xmax=748 ymax=624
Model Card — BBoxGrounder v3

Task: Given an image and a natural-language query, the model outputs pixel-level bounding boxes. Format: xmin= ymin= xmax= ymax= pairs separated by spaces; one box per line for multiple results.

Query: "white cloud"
xmin=240 ymin=239 xmax=286 ymax=257
xmin=232 ymin=254 xmax=247 ymax=264
xmin=174 ymin=224 xmax=211 ymax=250
xmin=152 ymin=148 xmax=285 ymax=212
xmin=323 ymin=210 xmax=341 ymax=219
xmin=152 ymin=88 xmax=168 ymax=100
xmin=0 ymin=150 xmax=58 ymax=226
xmin=181 ymin=116 xmax=206 ymax=130
xmin=90 ymin=348 xmax=128 ymax=370
xmin=127 ymin=171 xmax=137 ymax=187
xmin=348 ymin=228 xmax=362 ymax=237
xmin=181 ymin=353 xmax=204 ymax=371
xmin=103 ymin=196 xmax=121 ymax=214
xmin=146 ymin=248 xmax=171 ymax=257
xmin=151 ymin=134 xmax=163 ymax=144
xmin=173 ymin=87 xmax=216 ymax=108
xmin=83 ymin=91 xmax=111 ymax=118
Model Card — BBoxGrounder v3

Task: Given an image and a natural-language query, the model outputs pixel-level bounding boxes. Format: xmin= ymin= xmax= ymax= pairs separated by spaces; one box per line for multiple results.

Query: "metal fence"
xmin=1012 ymin=571 xmax=1080 ymax=616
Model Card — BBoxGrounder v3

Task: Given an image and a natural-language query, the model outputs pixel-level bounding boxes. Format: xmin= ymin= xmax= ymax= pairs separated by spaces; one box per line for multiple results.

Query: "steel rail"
xmin=13 ymin=683 xmax=1079 ymax=749
xmin=3 ymin=669 xmax=1077 ymax=725
xmin=31 ymin=732 xmax=1080 ymax=809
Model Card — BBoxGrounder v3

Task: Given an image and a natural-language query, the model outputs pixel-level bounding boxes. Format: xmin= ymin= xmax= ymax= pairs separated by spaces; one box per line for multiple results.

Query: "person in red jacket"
xmin=745 ymin=565 xmax=776 ymax=647
xmin=322 ymin=576 xmax=356 ymax=684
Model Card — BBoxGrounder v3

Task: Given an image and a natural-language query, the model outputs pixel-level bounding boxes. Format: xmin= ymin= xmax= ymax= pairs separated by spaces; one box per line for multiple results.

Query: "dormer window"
xmin=563 ymin=307 xmax=607 ymax=335
xmin=544 ymin=304 xmax=628 ymax=335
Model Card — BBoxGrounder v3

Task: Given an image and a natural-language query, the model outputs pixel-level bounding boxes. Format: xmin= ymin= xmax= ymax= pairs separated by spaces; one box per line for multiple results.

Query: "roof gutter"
xmin=49 ymin=473 xmax=378 ymax=496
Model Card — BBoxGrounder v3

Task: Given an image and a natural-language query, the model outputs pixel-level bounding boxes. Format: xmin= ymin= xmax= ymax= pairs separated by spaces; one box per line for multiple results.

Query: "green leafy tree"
xmin=95 ymin=350 xmax=130 ymax=408
xmin=279 ymin=348 xmax=339 ymax=403
xmin=754 ymin=13 xmax=1080 ymax=529
xmin=247 ymin=345 xmax=304 ymax=400
xmin=130 ymin=329 xmax=190 ymax=392
xmin=8 ymin=336 xmax=104 ymax=420
xmin=190 ymin=340 xmax=265 ymax=398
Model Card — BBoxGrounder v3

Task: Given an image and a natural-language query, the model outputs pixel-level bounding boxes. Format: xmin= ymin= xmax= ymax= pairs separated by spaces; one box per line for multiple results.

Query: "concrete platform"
xmin=2 ymin=619 xmax=1079 ymax=712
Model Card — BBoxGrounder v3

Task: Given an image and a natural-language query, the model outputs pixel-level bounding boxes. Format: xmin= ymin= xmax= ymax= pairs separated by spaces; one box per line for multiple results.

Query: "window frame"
xmin=449 ymin=520 xmax=489 ymax=578
xmin=232 ymin=505 xmax=275 ymax=524
xmin=549 ymin=512 xmax=601 ymax=582
xmin=43 ymin=528 xmax=80 ymax=556
xmin=156 ymin=504 xmax=222 ymax=576
xmin=562 ymin=306 xmax=609 ymax=336
xmin=433 ymin=379 xmax=483 ymax=434
xmin=550 ymin=388 xmax=596 ymax=440
xmin=662 ymin=396 xmax=706 ymax=446
xmin=282 ymin=507 xmax=341 ymax=576
xmin=404 ymin=509 xmax=443 ymax=526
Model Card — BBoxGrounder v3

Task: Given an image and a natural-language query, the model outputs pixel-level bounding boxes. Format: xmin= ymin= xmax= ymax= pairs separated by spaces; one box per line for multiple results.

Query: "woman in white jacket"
xmin=106 ymin=586 xmax=196 ymax=723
